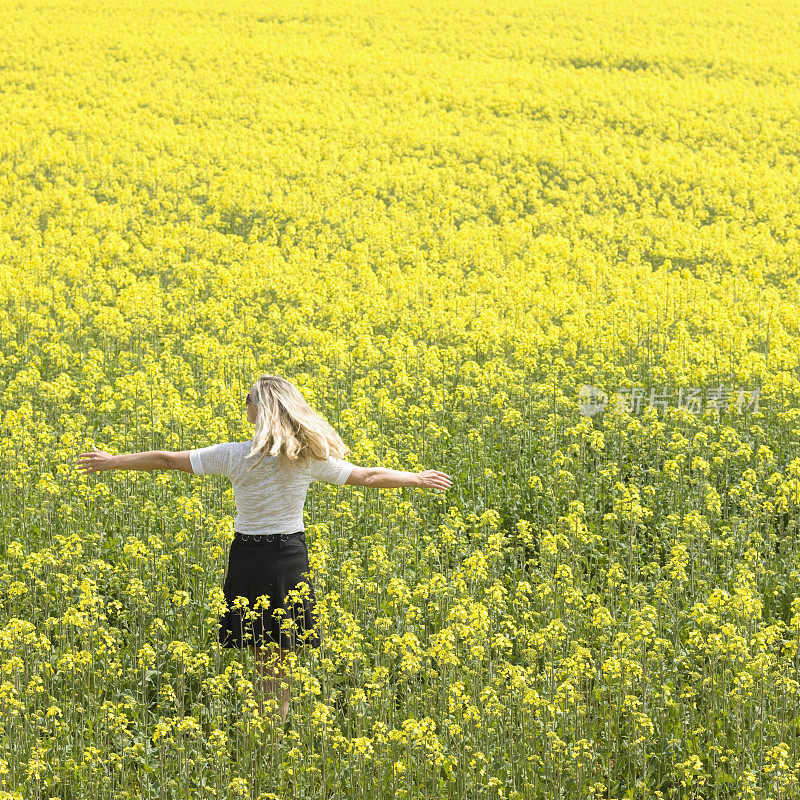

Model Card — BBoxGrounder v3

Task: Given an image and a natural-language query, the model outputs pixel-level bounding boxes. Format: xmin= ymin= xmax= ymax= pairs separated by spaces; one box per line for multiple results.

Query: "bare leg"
xmin=250 ymin=641 xmax=292 ymax=728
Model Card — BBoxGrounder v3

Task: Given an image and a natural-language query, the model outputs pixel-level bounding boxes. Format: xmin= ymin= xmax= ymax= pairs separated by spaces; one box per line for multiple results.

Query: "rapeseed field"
xmin=0 ymin=0 xmax=799 ymax=798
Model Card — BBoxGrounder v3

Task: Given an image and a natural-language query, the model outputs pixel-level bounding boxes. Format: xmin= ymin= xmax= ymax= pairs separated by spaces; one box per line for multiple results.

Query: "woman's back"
xmin=189 ymin=440 xmax=353 ymax=535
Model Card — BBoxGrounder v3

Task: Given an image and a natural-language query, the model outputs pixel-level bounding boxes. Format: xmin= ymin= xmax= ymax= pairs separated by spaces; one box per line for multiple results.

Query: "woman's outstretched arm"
xmin=76 ymin=446 xmax=193 ymax=474
xmin=345 ymin=464 xmax=452 ymax=490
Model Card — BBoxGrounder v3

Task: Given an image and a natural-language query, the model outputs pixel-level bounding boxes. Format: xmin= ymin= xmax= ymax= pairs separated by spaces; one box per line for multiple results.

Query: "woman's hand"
xmin=416 ymin=470 xmax=453 ymax=491
xmin=76 ymin=446 xmax=116 ymax=475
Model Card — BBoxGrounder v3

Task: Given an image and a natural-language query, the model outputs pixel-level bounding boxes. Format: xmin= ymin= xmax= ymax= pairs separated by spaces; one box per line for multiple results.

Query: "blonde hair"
xmin=244 ymin=374 xmax=350 ymax=472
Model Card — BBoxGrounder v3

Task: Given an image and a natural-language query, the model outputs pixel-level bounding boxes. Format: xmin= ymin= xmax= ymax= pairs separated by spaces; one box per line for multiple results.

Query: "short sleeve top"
xmin=188 ymin=440 xmax=353 ymax=534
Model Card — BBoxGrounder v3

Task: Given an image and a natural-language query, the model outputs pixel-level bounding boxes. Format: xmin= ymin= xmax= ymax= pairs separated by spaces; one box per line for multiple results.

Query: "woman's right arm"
xmin=345 ymin=465 xmax=452 ymax=490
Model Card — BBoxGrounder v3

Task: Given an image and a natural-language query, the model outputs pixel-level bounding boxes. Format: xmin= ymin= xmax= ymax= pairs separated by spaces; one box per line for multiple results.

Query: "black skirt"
xmin=218 ymin=531 xmax=321 ymax=650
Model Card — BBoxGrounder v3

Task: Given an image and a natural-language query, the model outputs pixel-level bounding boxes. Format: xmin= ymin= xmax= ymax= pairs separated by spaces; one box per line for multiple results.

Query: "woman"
xmin=76 ymin=374 xmax=453 ymax=734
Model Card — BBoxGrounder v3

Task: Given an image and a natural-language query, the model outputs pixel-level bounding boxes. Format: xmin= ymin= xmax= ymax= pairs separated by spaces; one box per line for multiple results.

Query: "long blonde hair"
xmin=244 ymin=374 xmax=350 ymax=472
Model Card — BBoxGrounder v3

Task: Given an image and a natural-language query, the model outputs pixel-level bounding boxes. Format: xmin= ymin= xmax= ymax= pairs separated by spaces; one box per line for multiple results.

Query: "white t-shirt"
xmin=189 ymin=440 xmax=354 ymax=535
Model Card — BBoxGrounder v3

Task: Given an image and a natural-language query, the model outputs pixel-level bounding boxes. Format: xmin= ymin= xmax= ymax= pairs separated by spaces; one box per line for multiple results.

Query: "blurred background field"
xmin=0 ymin=0 xmax=799 ymax=797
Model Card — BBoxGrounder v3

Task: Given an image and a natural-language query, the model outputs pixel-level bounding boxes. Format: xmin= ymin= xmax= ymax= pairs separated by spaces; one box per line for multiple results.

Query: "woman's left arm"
xmin=76 ymin=447 xmax=193 ymax=474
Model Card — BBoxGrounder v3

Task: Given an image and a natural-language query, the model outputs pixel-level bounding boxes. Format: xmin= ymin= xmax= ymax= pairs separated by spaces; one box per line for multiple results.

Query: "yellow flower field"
xmin=0 ymin=0 xmax=799 ymax=798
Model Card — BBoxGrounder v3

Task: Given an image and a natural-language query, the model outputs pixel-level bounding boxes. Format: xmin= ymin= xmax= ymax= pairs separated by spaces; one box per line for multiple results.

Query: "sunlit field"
xmin=1 ymin=0 xmax=800 ymax=797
